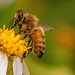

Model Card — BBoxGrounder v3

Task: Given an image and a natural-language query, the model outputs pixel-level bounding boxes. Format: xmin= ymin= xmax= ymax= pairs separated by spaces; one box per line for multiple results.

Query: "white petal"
xmin=22 ymin=60 xmax=30 ymax=75
xmin=13 ymin=57 xmax=22 ymax=75
xmin=0 ymin=52 xmax=8 ymax=75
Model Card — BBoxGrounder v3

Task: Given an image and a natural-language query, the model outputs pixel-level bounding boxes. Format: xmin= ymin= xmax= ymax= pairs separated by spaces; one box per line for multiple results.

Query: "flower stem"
xmin=6 ymin=57 xmax=14 ymax=75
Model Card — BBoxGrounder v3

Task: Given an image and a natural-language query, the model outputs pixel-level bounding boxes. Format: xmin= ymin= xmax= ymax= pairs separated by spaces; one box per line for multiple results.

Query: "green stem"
xmin=6 ymin=57 xmax=14 ymax=75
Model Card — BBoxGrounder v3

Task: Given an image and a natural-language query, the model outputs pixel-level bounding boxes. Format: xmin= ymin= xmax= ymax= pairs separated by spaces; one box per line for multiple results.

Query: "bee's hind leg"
xmin=22 ymin=35 xmax=33 ymax=60
xmin=28 ymin=35 xmax=33 ymax=53
xmin=23 ymin=34 xmax=28 ymax=39
xmin=22 ymin=29 xmax=33 ymax=61
xmin=21 ymin=51 xmax=28 ymax=63
xmin=28 ymin=40 xmax=33 ymax=53
xmin=23 ymin=51 xmax=28 ymax=58
xmin=22 ymin=39 xmax=33 ymax=58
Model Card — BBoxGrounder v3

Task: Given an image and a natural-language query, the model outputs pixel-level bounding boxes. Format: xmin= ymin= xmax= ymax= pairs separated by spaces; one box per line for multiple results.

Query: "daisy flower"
xmin=0 ymin=25 xmax=31 ymax=75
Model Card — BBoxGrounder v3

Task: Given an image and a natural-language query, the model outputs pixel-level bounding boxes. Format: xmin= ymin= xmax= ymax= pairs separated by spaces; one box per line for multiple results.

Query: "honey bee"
xmin=9 ymin=10 xmax=53 ymax=58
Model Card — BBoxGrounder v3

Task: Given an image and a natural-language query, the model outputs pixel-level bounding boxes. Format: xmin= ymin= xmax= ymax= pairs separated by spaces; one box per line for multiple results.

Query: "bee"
xmin=9 ymin=10 xmax=53 ymax=58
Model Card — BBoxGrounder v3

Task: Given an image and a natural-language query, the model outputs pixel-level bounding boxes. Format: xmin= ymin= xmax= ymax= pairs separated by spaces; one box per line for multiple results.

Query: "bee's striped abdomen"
xmin=31 ymin=27 xmax=45 ymax=58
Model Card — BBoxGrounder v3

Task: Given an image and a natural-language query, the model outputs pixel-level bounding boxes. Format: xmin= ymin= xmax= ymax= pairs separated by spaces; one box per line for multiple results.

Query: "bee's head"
xmin=14 ymin=10 xmax=24 ymax=25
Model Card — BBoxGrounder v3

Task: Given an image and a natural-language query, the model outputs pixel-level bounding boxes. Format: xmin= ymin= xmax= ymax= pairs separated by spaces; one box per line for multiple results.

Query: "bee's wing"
xmin=37 ymin=21 xmax=53 ymax=31
xmin=9 ymin=18 xmax=14 ymax=30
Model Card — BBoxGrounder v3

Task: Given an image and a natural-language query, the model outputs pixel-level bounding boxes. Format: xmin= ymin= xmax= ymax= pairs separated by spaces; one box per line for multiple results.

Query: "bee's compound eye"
xmin=18 ymin=13 xmax=23 ymax=19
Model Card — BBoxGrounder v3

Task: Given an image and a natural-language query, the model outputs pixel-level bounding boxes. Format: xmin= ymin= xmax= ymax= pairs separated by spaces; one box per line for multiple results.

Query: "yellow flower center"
xmin=0 ymin=25 xmax=31 ymax=57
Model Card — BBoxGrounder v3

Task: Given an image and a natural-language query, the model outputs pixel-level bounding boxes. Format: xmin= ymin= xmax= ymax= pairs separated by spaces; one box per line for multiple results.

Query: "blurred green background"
xmin=0 ymin=0 xmax=75 ymax=75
